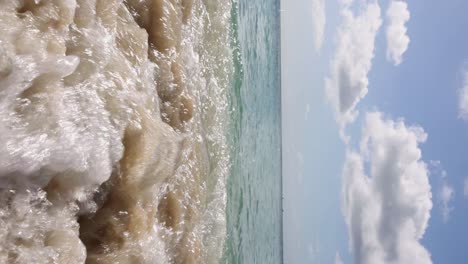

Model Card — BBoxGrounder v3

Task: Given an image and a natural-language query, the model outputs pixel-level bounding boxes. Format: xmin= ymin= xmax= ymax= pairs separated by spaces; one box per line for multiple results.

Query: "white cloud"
xmin=464 ymin=178 xmax=468 ymax=197
xmin=342 ymin=112 xmax=433 ymax=264
xmin=458 ymin=66 xmax=468 ymax=120
xmin=429 ymin=160 xmax=454 ymax=222
xmin=335 ymin=252 xmax=344 ymax=264
xmin=428 ymin=160 xmax=448 ymax=180
xmin=311 ymin=0 xmax=326 ymax=52
xmin=325 ymin=0 xmax=382 ymax=134
xmin=439 ymin=182 xmax=454 ymax=223
xmin=386 ymin=0 xmax=411 ymax=65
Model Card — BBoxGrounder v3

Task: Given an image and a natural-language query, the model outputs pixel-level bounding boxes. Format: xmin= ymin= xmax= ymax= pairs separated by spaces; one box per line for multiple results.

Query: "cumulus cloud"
xmin=311 ymin=0 xmax=326 ymax=52
xmin=458 ymin=66 xmax=468 ymax=120
xmin=335 ymin=252 xmax=344 ymax=264
xmin=325 ymin=0 xmax=382 ymax=134
xmin=386 ymin=0 xmax=410 ymax=65
xmin=342 ymin=112 xmax=433 ymax=264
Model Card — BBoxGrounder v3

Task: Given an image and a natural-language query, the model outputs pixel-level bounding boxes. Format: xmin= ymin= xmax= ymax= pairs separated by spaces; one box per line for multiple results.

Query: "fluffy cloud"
xmin=342 ymin=112 xmax=433 ymax=264
xmin=386 ymin=0 xmax=411 ymax=65
xmin=311 ymin=0 xmax=326 ymax=52
xmin=335 ymin=252 xmax=344 ymax=264
xmin=325 ymin=0 xmax=382 ymax=133
xmin=458 ymin=66 xmax=468 ymax=120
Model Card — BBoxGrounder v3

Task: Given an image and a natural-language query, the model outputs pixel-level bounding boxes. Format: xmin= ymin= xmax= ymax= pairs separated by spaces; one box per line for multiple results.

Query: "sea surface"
xmin=0 ymin=0 xmax=281 ymax=263
xmin=224 ymin=0 xmax=282 ymax=263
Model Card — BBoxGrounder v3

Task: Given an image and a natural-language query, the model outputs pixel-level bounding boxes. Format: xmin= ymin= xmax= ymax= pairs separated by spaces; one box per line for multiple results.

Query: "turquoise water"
xmin=224 ymin=0 xmax=283 ymax=263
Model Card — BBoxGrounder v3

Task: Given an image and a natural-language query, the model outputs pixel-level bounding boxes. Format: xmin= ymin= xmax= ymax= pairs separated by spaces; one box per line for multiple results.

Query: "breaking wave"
xmin=0 ymin=0 xmax=234 ymax=263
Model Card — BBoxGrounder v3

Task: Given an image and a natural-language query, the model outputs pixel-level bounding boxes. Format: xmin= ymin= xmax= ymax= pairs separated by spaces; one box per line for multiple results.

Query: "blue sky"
xmin=282 ymin=0 xmax=468 ymax=263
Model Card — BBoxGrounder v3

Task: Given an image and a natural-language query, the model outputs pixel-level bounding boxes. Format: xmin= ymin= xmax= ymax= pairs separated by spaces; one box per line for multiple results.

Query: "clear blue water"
xmin=224 ymin=0 xmax=282 ymax=263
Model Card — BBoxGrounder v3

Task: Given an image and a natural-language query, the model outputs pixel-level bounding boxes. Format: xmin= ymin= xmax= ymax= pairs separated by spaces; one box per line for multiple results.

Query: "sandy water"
xmin=0 ymin=0 xmax=281 ymax=263
xmin=0 ymin=0 xmax=233 ymax=263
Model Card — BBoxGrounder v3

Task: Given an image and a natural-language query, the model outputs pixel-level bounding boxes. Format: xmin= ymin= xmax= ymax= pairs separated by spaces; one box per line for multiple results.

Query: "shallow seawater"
xmin=224 ymin=0 xmax=282 ymax=263
xmin=0 ymin=0 xmax=281 ymax=263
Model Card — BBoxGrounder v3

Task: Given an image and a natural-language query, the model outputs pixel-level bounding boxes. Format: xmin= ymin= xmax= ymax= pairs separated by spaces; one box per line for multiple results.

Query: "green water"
xmin=224 ymin=0 xmax=282 ymax=263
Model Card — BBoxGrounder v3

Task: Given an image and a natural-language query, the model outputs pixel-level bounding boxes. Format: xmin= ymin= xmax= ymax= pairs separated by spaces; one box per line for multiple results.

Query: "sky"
xmin=282 ymin=0 xmax=468 ymax=263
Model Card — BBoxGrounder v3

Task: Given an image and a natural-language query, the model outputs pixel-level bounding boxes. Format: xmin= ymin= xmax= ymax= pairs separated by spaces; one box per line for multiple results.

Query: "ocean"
xmin=0 ymin=0 xmax=281 ymax=263
xmin=224 ymin=0 xmax=282 ymax=263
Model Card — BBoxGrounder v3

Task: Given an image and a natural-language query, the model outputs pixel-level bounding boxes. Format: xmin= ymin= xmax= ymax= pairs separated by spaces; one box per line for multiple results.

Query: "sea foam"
xmin=0 ymin=0 xmax=233 ymax=263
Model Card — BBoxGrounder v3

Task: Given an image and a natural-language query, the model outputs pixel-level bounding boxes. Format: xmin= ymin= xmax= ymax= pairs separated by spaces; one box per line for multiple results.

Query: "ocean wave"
xmin=0 ymin=0 xmax=233 ymax=263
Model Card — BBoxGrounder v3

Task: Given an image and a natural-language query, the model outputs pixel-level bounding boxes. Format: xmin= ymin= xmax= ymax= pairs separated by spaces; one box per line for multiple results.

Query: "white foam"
xmin=0 ymin=0 xmax=233 ymax=262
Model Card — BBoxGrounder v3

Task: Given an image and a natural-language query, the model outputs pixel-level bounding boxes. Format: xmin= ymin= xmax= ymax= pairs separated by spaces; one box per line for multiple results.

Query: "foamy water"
xmin=0 ymin=0 xmax=233 ymax=263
